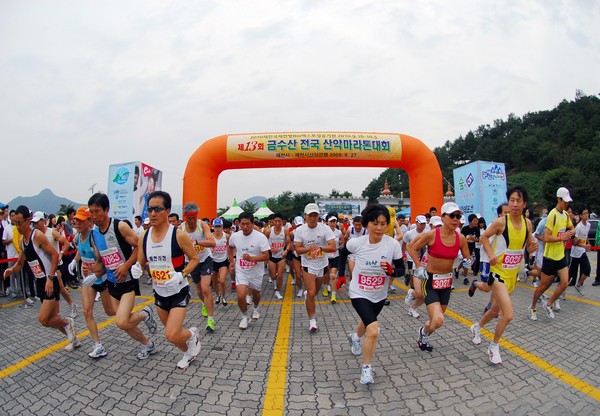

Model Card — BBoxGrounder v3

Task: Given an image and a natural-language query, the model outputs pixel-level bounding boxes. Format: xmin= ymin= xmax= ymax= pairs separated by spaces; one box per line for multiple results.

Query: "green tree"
xmin=329 ymin=189 xmax=353 ymax=198
xmin=58 ymin=204 xmax=75 ymax=216
xmin=266 ymin=191 xmax=322 ymax=218
xmin=239 ymin=201 xmax=258 ymax=214
xmin=362 ymin=169 xmax=409 ymax=203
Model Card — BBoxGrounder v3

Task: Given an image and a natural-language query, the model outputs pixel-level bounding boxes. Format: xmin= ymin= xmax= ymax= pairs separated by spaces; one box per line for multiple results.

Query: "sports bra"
xmin=428 ymin=227 xmax=460 ymax=260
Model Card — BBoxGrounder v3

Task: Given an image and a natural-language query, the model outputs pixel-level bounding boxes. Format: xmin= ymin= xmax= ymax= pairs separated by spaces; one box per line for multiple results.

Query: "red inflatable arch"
xmin=183 ymin=132 xmax=442 ymax=218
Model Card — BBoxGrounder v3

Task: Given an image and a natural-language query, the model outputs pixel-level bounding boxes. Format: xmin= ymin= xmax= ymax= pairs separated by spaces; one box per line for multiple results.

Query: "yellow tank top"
xmin=490 ymin=215 xmax=527 ymax=279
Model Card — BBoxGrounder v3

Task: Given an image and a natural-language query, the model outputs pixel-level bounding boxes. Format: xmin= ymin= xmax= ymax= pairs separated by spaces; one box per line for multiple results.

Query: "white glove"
xmin=131 ymin=262 xmax=144 ymax=280
xmin=414 ymin=266 xmax=428 ymax=281
xmin=165 ymin=271 xmax=185 ymax=289
xmin=82 ymin=274 xmax=98 ymax=287
xmin=68 ymin=259 xmax=77 ymax=275
xmin=462 ymin=258 xmax=472 ymax=270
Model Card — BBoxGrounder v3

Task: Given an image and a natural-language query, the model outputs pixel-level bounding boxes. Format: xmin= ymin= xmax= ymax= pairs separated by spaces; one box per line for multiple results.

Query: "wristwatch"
xmin=47 ymin=275 xmax=57 ymax=281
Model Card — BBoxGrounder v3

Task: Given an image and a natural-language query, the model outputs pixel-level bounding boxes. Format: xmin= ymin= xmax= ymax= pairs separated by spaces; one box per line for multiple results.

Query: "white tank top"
xmin=183 ymin=221 xmax=212 ymax=262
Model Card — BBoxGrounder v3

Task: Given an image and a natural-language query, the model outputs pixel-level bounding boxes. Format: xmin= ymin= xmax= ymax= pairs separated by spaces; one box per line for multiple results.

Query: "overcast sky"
xmin=1 ymin=1 xmax=599 ymax=212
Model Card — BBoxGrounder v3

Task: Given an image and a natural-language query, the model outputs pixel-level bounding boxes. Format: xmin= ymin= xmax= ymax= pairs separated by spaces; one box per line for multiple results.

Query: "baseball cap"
xmin=441 ymin=202 xmax=462 ymax=215
xmin=143 ymin=218 xmax=150 ymax=225
xmin=556 ymin=187 xmax=573 ymax=202
xmin=74 ymin=206 xmax=90 ymax=221
xmin=293 ymin=216 xmax=304 ymax=225
xmin=212 ymin=218 xmax=223 ymax=227
xmin=415 ymin=215 xmax=427 ymax=224
xmin=327 ymin=216 xmax=338 ymax=222
xmin=32 ymin=211 xmax=45 ymax=223
xmin=304 ymin=203 xmax=319 ymax=215
xmin=430 ymin=216 xmax=443 ymax=227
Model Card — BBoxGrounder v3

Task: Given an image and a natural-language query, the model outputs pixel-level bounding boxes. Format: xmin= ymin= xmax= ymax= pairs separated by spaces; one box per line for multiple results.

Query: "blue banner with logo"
xmin=107 ymin=162 xmax=162 ymax=222
xmin=453 ymin=161 xmax=506 ymax=226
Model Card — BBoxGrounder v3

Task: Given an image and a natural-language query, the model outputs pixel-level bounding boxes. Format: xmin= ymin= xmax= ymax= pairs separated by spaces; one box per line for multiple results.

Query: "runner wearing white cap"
xmin=322 ymin=214 xmax=343 ymax=304
xmin=294 ymin=203 xmax=336 ymax=332
xmin=402 ymin=215 xmax=427 ymax=318
xmin=264 ymin=213 xmax=292 ymax=300
xmin=407 ymin=202 xmax=470 ymax=352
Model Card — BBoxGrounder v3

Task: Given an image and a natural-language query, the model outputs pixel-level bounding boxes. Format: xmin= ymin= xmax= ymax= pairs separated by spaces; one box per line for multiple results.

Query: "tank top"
xmin=183 ymin=220 xmax=212 ymax=262
xmin=212 ymin=234 xmax=228 ymax=262
xmin=45 ymin=228 xmax=60 ymax=252
xmin=22 ymin=229 xmax=52 ymax=279
xmin=92 ymin=219 xmax=132 ymax=284
xmin=268 ymin=227 xmax=286 ymax=258
xmin=349 ymin=226 xmax=366 ymax=239
xmin=143 ymin=225 xmax=187 ymax=297
xmin=428 ymin=227 xmax=461 ymax=260
xmin=76 ymin=230 xmax=105 ymax=284
xmin=490 ymin=215 xmax=527 ymax=279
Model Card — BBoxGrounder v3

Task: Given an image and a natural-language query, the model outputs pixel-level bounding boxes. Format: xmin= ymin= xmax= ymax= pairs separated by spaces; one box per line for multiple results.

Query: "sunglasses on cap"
xmin=445 ymin=212 xmax=462 ymax=220
xmin=148 ymin=206 xmax=167 ymax=213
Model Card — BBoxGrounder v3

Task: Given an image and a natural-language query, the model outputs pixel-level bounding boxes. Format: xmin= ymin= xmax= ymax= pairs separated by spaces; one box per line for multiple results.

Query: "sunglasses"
xmin=148 ymin=206 xmax=167 ymax=213
xmin=446 ymin=212 xmax=462 ymax=220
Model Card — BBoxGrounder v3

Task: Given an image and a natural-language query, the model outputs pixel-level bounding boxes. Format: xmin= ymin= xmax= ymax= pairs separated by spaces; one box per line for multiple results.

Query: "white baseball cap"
xmin=556 ymin=187 xmax=573 ymax=202
xmin=441 ymin=202 xmax=462 ymax=215
xmin=304 ymin=203 xmax=320 ymax=215
xmin=430 ymin=216 xmax=443 ymax=227
xmin=293 ymin=216 xmax=304 ymax=225
xmin=415 ymin=215 xmax=427 ymax=224
xmin=32 ymin=211 xmax=45 ymax=223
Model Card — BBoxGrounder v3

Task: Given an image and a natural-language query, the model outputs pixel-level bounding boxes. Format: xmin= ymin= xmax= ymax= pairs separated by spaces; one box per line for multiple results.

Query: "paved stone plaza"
xmin=1 ymin=264 xmax=599 ymax=416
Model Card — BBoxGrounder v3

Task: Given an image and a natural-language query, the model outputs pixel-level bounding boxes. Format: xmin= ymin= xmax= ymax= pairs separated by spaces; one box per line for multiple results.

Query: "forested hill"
xmin=363 ymin=93 xmax=600 ymax=211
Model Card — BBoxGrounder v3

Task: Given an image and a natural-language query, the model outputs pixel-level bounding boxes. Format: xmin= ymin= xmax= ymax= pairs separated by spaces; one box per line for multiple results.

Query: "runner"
xmin=529 ymin=187 xmax=575 ymax=320
xmin=88 ymin=193 xmax=158 ymax=360
xmin=133 ymin=191 xmax=201 ymax=369
xmin=264 ymin=213 xmax=292 ymax=301
xmin=3 ymin=205 xmax=80 ymax=351
xmin=337 ymin=204 xmax=403 ymax=384
xmin=402 ymin=215 xmax=428 ymax=318
xmin=294 ymin=203 xmax=336 ymax=332
xmin=181 ymin=202 xmax=217 ymax=331
xmin=228 ymin=211 xmax=270 ymax=330
xmin=31 ymin=211 xmax=77 ymax=319
xmin=322 ymin=214 xmax=343 ymax=304
xmin=407 ymin=202 xmax=470 ymax=352
xmin=72 ymin=206 xmax=116 ymax=358
xmin=286 ymin=216 xmax=304 ymax=298
xmin=570 ymin=208 xmax=592 ymax=295
xmin=210 ymin=218 xmax=230 ymax=305
xmin=468 ymin=186 xmax=538 ymax=364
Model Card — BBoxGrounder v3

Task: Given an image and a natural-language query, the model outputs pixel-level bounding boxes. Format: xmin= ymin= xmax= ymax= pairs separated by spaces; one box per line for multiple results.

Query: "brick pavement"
xmin=1 ymin=261 xmax=599 ymax=416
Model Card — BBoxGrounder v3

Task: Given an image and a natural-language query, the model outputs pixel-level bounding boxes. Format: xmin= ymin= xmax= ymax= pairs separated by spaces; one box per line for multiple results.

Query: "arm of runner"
xmin=525 ymin=218 xmax=539 ymax=254
xmin=481 ymin=217 xmax=502 ymax=265
xmin=198 ymin=222 xmax=216 ymax=247
xmin=3 ymin=251 xmax=26 ymax=277
xmin=322 ymin=238 xmax=336 ymax=254
xmin=176 ymin=228 xmax=199 ymax=275
xmin=114 ymin=220 xmax=139 ymax=281
xmin=406 ymin=230 xmax=433 ymax=270
xmin=459 ymin=233 xmax=470 ymax=260
xmin=52 ymin=229 xmax=69 ymax=260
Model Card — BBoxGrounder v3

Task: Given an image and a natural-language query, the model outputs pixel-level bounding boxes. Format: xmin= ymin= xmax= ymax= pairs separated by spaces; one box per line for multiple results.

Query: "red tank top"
xmin=428 ymin=227 xmax=460 ymax=260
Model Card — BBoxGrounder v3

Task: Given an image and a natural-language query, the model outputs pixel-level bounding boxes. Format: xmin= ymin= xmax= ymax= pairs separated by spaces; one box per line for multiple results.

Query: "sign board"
xmin=453 ymin=161 xmax=507 ymax=226
xmin=107 ymin=162 xmax=163 ymax=223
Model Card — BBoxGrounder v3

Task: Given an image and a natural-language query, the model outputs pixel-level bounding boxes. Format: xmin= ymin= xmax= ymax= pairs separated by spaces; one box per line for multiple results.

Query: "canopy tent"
xmin=253 ymin=201 xmax=274 ymax=219
xmin=397 ymin=207 xmax=411 ymax=216
xmin=221 ymin=200 xmax=244 ymax=220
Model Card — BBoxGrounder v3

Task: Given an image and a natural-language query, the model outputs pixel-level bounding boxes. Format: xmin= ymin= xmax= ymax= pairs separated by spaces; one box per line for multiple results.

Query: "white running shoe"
xmin=177 ymin=327 xmax=201 ymax=369
xmin=575 ymin=285 xmax=584 ymax=296
xmin=470 ymin=323 xmax=482 ymax=345
xmin=275 ymin=291 xmax=283 ymax=300
xmin=65 ymin=317 xmax=77 ymax=344
xmin=246 ymin=295 xmax=252 ymax=304
xmin=239 ymin=315 xmax=249 ymax=330
xmin=360 ymin=365 xmax=374 ymax=385
xmin=388 ymin=284 xmax=396 ymax=293
xmin=407 ymin=308 xmax=420 ymax=319
xmin=488 ymin=343 xmax=502 ymax=365
xmin=142 ymin=306 xmax=158 ymax=334
xmin=252 ymin=308 xmax=261 ymax=320
xmin=554 ymin=299 xmax=561 ymax=311
xmin=88 ymin=343 xmax=107 ymax=358
xmin=532 ymin=280 xmax=538 ymax=288
xmin=541 ymin=301 xmax=555 ymax=319
xmin=94 ymin=292 xmax=101 ymax=302
xmin=296 ymin=290 xmax=303 ymax=298
xmin=64 ymin=337 xmax=81 ymax=352
xmin=348 ymin=333 xmax=362 ymax=356
xmin=528 ymin=306 xmax=538 ymax=321
xmin=309 ymin=318 xmax=318 ymax=332
xmin=404 ymin=289 xmax=415 ymax=306
xmin=70 ymin=303 xmax=78 ymax=319
xmin=136 ymin=342 xmax=157 ymax=360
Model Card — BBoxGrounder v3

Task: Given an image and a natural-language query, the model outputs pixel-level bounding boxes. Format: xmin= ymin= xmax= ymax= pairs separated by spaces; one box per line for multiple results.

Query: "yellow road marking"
xmin=262 ymin=285 xmax=293 ymax=415
xmin=0 ymin=300 xmax=25 ymax=309
xmin=0 ymin=298 xmax=154 ymax=380
xmin=516 ymin=282 xmax=600 ymax=307
xmin=445 ymin=308 xmax=600 ymax=402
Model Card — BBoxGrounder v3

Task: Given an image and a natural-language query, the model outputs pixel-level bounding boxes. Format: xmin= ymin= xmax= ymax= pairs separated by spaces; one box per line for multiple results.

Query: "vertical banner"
xmin=108 ymin=162 xmax=163 ymax=223
xmin=453 ymin=161 xmax=507 ymax=226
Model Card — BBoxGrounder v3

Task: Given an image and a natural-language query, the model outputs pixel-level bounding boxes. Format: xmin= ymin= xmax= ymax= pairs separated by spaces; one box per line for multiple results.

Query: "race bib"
xmin=28 ymin=259 xmax=46 ymax=279
xmin=82 ymin=257 xmax=96 ymax=269
xmin=271 ymin=241 xmax=285 ymax=252
xmin=194 ymin=245 xmax=205 ymax=253
xmin=239 ymin=258 xmax=257 ymax=270
xmin=213 ymin=244 xmax=227 ymax=254
xmin=99 ymin=247 xmax=124 ymax=271
xmin=307 ymin=249 xmax=324 ymax=260
xmin=432 ymin=273 xmax=453 ymax=289
xmin=150 ymin=262 xmax=174 ymax=284
xmin=502 ymin=249 xmax=523 ymax=270
xmin=357 ymin=272 xmax=386 ymax=292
